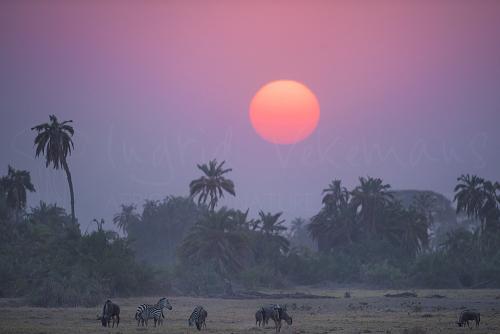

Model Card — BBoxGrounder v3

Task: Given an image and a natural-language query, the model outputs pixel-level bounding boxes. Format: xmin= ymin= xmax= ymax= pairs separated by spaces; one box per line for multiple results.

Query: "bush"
xmin=28 ymin=270 xmax=107 ymax=307
xmin=410 ymin=252 xmax=460 ymax=288
xmin=239 ymin=265 xmax=288 ymax=289
xmin=173 ymin=262 xmax=226 ymax=295
xmin=360 ymin=261 xmax=404 ymax=286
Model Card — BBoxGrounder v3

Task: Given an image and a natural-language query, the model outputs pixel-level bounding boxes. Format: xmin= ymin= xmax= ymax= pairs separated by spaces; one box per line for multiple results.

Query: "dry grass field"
xmin=0 ymin=289 xmax=499 ymax=334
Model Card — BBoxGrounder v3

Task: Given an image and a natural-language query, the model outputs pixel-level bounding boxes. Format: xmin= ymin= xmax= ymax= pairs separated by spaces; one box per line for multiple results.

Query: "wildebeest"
xmin=99 ymin=300 xmax=120 ymax=327
xmin=261 ymin=304 xmax=292 ymax=333
xmin=457 ymin=310 xmax=480 ymax=328
xmin=188 ymin=305 xmax=207 ymax=331
xmin=255 ymin=309 xmax=264 ymax=327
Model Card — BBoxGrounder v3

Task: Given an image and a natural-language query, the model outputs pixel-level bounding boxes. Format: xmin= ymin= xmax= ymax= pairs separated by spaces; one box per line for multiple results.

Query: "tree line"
xmin=1 ymin=115 xmax=500 ymax=306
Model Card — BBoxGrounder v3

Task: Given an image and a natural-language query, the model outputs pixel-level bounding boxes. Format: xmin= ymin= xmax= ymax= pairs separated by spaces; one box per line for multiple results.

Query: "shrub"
xmin=28 ymin=270 xmax=107 ymax=307
xmin=239 ymin=265 xmax=288 ymax=289
xmin=360 ymin=261 xmax=404 ymax=287
xmin=410 ymin=252 xmax=460 ymax=288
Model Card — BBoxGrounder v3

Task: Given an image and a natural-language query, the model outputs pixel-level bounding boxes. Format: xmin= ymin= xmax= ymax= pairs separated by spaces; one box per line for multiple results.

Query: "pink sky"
xmin=1 ymin=1 xmax=499 ymax=227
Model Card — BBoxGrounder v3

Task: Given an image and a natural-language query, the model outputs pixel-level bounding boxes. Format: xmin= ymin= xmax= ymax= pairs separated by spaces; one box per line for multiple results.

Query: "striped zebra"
xmin=135 ymin=297 xmax=172 ymax=327
xmin=188 ymin=305 xmax=207 ymax=331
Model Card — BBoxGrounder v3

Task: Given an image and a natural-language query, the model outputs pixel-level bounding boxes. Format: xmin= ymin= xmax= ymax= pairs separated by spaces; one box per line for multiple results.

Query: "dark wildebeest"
xmin=457 ymin=310 xmax=480 ymax=328
xmin=188 ymin=305 xmax=208 ymax=331
xmin=261 ymin=304 xmax=292 ymax=333
xmin=255 ymin=309 xmax=263 ymax=327
xmin=100 ymin=300 xmax=120 ymax=327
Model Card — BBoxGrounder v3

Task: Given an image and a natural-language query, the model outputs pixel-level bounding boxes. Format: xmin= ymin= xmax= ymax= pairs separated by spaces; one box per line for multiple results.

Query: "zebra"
xmin=188 ymin=305 xmax=208 ymax=331
xmin=135 ymin=297 xmax=172 ymax=327
xmin=156 ymin=310 xmax=166 ymax=326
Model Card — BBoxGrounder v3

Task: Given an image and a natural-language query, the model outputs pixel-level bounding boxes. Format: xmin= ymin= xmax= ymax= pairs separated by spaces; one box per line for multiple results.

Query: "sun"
xmin=249 ymin=80 xmax=320 ymax=145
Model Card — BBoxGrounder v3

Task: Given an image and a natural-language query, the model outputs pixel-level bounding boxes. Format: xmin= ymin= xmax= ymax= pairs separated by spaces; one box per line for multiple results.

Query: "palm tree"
xmin=258 ymin=211 xmax=287 ymax=235
xmin=350 ymin=176 xmax=393 ymax=235
xmin=322 ymin=179 xmax=349 ymax=211
xmin=308 ymin=203 xmax=355 ymax=252
xmin=31 ymin=115 xmax=76 ymax=223
xmin=189 ymin=159 xmax=235 ymax=211
xmin=454 ymin=174 xmax=500 ymax=233
xmin=252 ymin=211 xmax=289 ymax=264
xmin=178 ymin=207 xmax=250 ymax=278
xmin=454 ymin=174 xmax=485 ymax=223
xmin=1 ymin=166 xmax=35 ymax=222
xmin=29 ymin=201 xmax=67 ymax=224
xmin=308 ymin=179 xmax=355 ymax=252
xmin=113 ymin=204 xmax=141 ymax=235
xmin=382 ymin=202 xmax=429 ymax=257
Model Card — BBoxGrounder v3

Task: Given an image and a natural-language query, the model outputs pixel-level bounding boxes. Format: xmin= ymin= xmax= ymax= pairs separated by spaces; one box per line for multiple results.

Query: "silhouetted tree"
xmin=179 ymin=207 xmax=250 ymax=278
xmin=189 ymin=159 xmax=235 ymax=211
xmin=31 ymin=115 xmax=76 ymax=223
xmin=113 ymin=204 xmax=140 ymax=235
xmin=351 ymin=176 xmax=393 ymax=235
xmin=309 ymin=179 xmax=355 ymax=251
xmin=454 ymin=175 xmax=500 ymax=232
xmin=0 ymin=166 xmax=35 ymax=222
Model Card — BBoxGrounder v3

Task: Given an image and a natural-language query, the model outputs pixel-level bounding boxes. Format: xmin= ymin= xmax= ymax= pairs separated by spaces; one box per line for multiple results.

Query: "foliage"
xmin=189 ymin=159 xmax=235 ymax=211
xmin=178 ymin=207 xmax=251 ymax=278
xmin=0 ymin=199 xmax=163 ymax=306
xmin=31 ymin=115 xmax=76 ymax=223
xmin=4 ymin=155 xmax=500 ymax=305
xmin=127 ymin=196 xmax=203 ymax=265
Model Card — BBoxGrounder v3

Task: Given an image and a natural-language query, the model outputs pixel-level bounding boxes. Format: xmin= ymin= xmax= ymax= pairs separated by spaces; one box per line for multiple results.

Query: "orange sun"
xmin=249 ymin=80 xmax=320 ymax=145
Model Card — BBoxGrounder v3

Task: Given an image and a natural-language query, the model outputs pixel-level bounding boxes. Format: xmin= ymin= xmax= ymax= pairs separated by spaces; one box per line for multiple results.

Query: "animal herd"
xmin=98 ymin=298 xmax=292 ymax=332
xmin=98 ymin=297 xmax=482 ymax=331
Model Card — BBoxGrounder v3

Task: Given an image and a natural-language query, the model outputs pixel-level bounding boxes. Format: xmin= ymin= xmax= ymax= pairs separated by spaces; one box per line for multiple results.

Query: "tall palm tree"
xmin=350 ymin=176 xmax=393 ymax=235
xmin=113 ymin=204 xmax=141 ymax=235
xmin=189 ymin=159 xmax=235 ymax=211
xmin=0 ymin=166 xmax=35 ymax=222
xmin=308 ymin=179 xmax=355 ymax=252
xmin=31 ymin=115 xmax=76 ymax=223
xmin=178 ymin=207 xmax=250 ymax=278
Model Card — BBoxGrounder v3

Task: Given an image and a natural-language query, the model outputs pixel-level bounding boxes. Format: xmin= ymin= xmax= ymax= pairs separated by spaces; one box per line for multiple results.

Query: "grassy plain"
xmin=0 ymin=289 xmax=499 ymax=334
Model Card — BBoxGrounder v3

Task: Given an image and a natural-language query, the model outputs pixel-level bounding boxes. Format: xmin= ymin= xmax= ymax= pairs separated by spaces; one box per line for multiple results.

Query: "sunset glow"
xmin=249 ymin=80 xmax=320 ymax=145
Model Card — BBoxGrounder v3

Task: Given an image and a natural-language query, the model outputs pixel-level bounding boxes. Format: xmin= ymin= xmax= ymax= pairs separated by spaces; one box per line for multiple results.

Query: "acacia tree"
xmin=189 ymin=159 xmax=235 ymax=211
xmin=32 ymin=115 xmax=76 ymax=223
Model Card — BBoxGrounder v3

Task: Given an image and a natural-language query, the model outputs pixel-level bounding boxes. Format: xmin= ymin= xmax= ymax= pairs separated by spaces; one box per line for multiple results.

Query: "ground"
xmin=0 ymin=289 xmax=499 ymax=334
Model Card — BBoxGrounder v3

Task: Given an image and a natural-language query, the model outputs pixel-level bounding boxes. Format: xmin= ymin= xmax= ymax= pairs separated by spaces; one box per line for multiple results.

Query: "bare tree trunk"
xmin=62 ymin=159 xmax=75 ymax=223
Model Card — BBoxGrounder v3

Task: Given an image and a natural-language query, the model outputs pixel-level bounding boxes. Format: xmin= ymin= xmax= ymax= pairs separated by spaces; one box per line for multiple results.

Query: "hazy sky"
xmin=1 ymin=1 xmax=499 ymax=230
